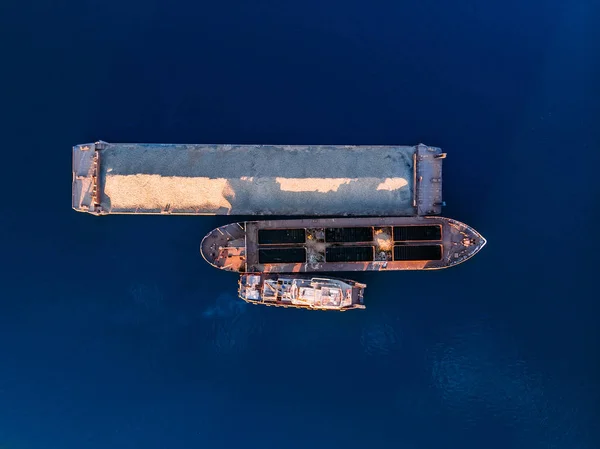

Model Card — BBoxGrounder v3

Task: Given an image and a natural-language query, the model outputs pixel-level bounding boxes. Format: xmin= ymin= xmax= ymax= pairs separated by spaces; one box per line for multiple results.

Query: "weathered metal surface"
xmin=201 ymin=216 xmax=486 ymax=273
xmin=72 ymin=141 xmax=445 ymax=216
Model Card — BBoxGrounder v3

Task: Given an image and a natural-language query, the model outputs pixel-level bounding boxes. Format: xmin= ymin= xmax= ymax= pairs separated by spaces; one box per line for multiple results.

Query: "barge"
xmin=72 ymin=141 xmax=445 ymax=216
xmin=238 ymin=274 xmax=366 ymax=311
xmin=201 ymin=216 xmax=486 ymax=273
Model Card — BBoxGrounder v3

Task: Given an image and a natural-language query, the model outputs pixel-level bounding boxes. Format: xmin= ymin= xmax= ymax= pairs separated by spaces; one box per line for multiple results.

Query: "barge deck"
xmin=72 ymin=141 xmax=445 ymax=216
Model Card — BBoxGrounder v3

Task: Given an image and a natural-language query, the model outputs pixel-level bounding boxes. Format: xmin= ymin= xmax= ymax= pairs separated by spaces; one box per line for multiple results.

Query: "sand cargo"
xmin=72 ymin=141 xmax=445 ymax=216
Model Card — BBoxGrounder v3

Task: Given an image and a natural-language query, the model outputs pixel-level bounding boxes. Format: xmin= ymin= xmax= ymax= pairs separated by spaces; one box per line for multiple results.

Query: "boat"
xmin=238 ymin=274 xmax=366 ymax=311
xmin=72 ymin=141 xmax=445 ymax=216
xmin=201 ymin=216 xmax=486 ymax=273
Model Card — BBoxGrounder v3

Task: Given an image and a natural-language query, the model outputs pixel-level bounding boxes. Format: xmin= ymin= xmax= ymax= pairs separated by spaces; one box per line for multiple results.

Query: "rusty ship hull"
xmin=201 ymin=216 xmax=486 ymax=273
xmin=238 ymin=274 xmax=366 ymax=311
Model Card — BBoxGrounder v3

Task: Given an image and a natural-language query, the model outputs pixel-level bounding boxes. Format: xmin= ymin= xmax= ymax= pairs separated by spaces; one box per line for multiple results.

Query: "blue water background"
xmin=1 ymin=0 xmax=599 ymax=448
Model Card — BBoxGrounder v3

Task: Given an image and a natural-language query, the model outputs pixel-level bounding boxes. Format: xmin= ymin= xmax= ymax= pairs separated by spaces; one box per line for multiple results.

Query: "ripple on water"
xmin=360 ymin=316 xmax=401 ymax=356
xmin=109 ymin=282 xmax=165 ymax=328
xmin=201 ymin=292 xmax=264 ymax=355
xmin=428 ymin=316 xmax=587 ymax=447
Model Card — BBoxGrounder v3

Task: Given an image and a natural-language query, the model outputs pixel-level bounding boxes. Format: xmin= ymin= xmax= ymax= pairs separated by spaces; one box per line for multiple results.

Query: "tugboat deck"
xmin=238 ymin=274 xmax=366 ymax=311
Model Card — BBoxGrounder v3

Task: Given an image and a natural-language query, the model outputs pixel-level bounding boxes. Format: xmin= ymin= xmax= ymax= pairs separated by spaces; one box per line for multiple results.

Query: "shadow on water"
xmin=101 ymin=281 xmax=265 ymax=362
xmin=199 ymin=292 xmax=264 ymax=356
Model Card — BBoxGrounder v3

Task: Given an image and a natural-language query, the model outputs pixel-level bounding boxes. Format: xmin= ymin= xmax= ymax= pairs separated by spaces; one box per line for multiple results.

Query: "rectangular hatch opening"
xmin=393 ymin=245 xmax=442 ymax=261
xmin=326 ymin=246 xmax=374 ymax=262
xmin=393 ymin=225 xmax=442 ymax=241
xmin=258 ymin=248 xmax=306 ymax=264
xmin=258 ymin=229 xmax=306 ymax=245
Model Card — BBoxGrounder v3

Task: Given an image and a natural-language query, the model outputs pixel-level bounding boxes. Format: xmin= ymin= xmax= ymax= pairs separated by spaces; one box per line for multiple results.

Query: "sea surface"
xmin=1 ymin=1 xmax=599 ymax=448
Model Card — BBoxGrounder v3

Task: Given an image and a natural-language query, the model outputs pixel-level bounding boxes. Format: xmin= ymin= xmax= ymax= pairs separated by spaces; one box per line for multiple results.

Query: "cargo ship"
xmin=238 ymin=274 xmax=366 ymax=311
xmin=201 ymin=216 xmax=486 ymax=273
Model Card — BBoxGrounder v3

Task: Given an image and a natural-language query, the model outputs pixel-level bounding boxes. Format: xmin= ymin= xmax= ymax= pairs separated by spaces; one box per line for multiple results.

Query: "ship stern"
xmin=200 ymin=222 xmax=247 ymax=272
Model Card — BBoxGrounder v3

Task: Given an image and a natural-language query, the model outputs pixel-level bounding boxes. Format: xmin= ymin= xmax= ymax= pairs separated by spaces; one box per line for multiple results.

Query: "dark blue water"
xmin=2 ymin=1 xmax=599 ymax=448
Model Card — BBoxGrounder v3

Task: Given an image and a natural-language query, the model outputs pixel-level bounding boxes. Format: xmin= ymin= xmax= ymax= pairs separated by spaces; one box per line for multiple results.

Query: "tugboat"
xmin=238 ymin=274 xmax=366 ymax=311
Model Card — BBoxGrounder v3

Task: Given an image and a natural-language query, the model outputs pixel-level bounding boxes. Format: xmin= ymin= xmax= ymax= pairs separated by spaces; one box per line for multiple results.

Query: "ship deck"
xmin=201 ymin=216 xmax=486 ymax=273
xmin=72 ymin=141 xmax=445 ymax=216
xmin=238 ymin=274 xmax=366 ymax=310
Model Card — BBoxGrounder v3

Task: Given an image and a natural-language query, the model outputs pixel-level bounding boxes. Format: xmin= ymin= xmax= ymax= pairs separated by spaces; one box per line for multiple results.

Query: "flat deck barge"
xmin=201 ymin=216 xmax=486 ymax=273
xmin=72 ymin=141 xmax=445 ymax=216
